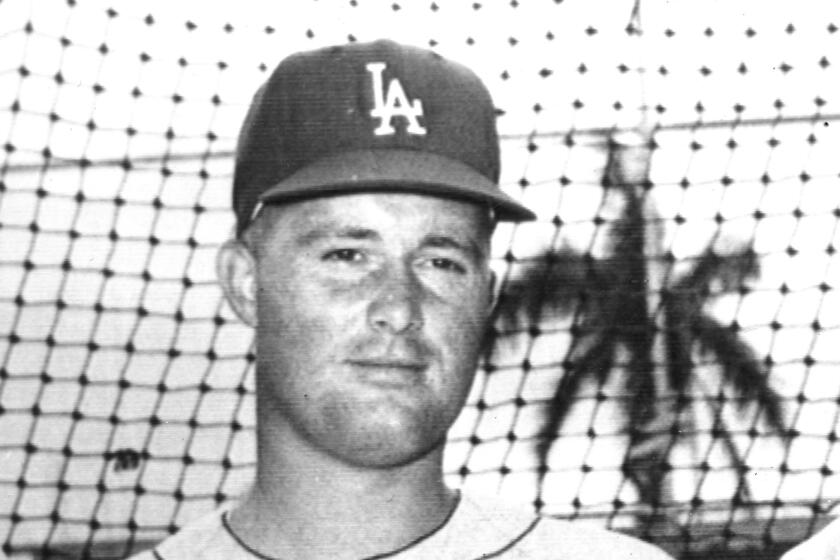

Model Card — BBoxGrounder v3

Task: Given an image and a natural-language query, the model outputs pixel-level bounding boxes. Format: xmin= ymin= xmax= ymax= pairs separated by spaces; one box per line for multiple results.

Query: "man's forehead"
xmin=254 ymin=192 xmax=495 ymax=236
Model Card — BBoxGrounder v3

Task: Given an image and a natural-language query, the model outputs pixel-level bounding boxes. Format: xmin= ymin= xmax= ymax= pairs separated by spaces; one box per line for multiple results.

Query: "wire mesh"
xmin=1 ymin=0 xmax=839 ymax=558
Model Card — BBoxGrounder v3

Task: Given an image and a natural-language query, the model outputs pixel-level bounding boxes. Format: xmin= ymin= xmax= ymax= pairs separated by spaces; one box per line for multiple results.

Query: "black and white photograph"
xmin=0 ymin=1 xmax=838 ymax=558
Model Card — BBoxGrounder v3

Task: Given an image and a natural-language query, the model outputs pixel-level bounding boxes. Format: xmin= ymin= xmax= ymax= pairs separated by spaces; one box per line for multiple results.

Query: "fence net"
xmin=1 ymin=0 xmax=839 ymax=558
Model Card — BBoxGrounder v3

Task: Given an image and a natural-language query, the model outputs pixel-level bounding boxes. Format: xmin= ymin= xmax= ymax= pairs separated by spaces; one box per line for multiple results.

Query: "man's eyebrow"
xmin=421 ymin=234 xmax=487 ymax=262
xmin=294 ymin=226 xmax=382 ymax=246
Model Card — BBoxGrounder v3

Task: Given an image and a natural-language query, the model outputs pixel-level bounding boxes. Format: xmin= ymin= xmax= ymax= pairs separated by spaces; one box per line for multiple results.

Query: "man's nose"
xmin=367 ymin=265 xmax=424 ymax=334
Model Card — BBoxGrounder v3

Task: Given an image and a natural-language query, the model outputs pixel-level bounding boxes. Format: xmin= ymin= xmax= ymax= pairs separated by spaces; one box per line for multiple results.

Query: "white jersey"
xmin=128 ymin=493 xmax=674 ymax=559
xmin=781 ymin=517 xmax=840 ymax=560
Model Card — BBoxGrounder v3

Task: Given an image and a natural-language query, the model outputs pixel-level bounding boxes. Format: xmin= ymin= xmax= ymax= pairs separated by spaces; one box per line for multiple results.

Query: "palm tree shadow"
xmin=492 ymin=136 xmax=787 ymax=529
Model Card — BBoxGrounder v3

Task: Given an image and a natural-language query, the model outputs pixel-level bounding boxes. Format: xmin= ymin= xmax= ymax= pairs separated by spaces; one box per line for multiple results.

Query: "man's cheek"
xmin=451 ymin=306 xmax=488 ymax=346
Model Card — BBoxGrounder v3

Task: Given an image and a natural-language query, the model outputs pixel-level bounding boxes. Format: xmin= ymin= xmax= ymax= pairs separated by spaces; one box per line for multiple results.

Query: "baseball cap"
xmin=233 ymin=39 xmax=536 ymax=235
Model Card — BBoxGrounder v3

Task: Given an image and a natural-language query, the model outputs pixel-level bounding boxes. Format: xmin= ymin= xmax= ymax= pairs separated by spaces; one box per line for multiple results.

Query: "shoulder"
xmin=781 ymin=517 xmax=840 ymax=560
xmin=447 ymin=493 xmax=674 ymax=559
xmin=520 ymin=517 xmax=675 ymax=560
xmin=125 ymin=550 xmax=159 ymax=560
xmin=125 ymin=505 xmax=245 ymax=560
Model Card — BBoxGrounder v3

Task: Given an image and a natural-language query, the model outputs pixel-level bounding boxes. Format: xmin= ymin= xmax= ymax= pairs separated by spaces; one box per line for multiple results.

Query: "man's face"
xmin=247 ymin=192 xmax=493 ymax=468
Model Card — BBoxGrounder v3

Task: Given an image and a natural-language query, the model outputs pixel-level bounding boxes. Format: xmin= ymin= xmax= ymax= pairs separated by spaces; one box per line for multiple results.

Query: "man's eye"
xmin=428 ymin=258 xmax=466 ymax=274
xmin=323 ymin=249 xmax=364 ymax=262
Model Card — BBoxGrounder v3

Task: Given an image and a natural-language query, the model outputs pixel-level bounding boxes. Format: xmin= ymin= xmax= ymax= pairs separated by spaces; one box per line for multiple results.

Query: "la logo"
xmin=366 ymin=62 xmax=427 ymax=136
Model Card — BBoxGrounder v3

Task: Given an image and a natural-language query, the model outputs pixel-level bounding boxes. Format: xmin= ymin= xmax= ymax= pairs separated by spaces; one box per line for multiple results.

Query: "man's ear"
xmin=216 ymin=239 xmax=258 ymax=327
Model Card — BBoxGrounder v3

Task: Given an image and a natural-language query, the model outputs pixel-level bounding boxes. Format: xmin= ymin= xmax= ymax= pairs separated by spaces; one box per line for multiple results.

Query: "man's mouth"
xmin=345 ymin=358 xmax=428 ymax=387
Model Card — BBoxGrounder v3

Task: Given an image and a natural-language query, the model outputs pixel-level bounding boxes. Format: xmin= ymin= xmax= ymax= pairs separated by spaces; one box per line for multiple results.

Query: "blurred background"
xmin=1 ymin=0 xmax=839 ymax=558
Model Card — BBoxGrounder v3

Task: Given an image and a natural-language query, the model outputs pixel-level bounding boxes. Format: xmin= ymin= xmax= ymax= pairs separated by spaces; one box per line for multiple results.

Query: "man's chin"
xmin=319 ymin=411 xmax=447 ymax=469
xmin=326 ymin=434 xmax=445 ymax=470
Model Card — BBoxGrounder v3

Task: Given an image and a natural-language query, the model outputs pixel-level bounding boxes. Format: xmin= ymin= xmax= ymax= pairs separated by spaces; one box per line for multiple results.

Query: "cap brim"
xmin=257 ymin=149 xmax=536 ymax=222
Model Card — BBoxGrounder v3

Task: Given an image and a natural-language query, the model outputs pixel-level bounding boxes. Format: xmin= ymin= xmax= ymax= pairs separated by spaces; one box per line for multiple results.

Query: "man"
xmin=132 ymin=39 xmax=673 ymax=559
xmin=781 ymin=517 xmax=840 ymax=560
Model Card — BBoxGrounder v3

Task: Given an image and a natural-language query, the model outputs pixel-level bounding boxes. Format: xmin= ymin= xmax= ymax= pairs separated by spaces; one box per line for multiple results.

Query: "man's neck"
xmin=227 ymin=427 xmax=457 ymax=560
